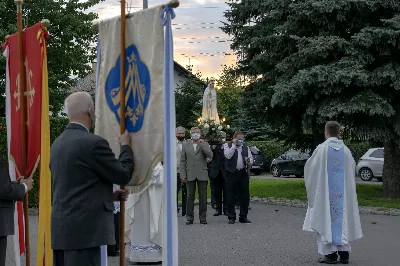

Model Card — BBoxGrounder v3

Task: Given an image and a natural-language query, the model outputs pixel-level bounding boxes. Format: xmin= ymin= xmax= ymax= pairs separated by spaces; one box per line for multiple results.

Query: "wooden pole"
xmin=119 ymin=0 xmax=127 ymax=265
xmin=15 ymin=0 xmax=30 ymax=265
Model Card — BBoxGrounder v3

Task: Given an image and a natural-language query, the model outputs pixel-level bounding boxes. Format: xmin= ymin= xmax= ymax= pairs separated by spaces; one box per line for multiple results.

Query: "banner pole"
xmin=15 ymin=0 xmax=30 ymax=265
xmin=119 ymin=0 xmax=127 ymax=265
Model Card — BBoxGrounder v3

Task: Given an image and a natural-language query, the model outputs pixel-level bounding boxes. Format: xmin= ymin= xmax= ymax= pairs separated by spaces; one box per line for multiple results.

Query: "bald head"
xmin=64 ymin=92 xmax=94 ymax=119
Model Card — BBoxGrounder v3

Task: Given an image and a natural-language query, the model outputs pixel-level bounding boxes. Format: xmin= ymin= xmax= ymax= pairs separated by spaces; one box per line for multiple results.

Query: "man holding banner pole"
xmin=50 ymin=92 xmax=134 ymax=266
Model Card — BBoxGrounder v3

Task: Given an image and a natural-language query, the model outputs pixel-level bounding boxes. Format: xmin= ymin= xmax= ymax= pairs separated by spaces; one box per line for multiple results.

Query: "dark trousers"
xmin=226 ymin=169 xmax=249 ymax=220
xmin=186 ymin=179 xmax=208 ymax=222
xmin=212 ymin=170 xmax=227 ymax=213
xmin=0 ymin=236 xmax=6 ymax=266
xmin=53 ymin=247 xmax=101 ymax=266
xmin=177 ymin=173 xmax=187 ymax=215
xmin=210 ymin=176 xmax=216 ymax=206
xmin=107 ymin=211 xmax=120 ymax=254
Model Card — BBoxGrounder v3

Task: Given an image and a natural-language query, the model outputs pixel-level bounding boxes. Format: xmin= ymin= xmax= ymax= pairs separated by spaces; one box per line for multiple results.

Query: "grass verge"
xmin=179 ymin=179 xmax=400 ymax=209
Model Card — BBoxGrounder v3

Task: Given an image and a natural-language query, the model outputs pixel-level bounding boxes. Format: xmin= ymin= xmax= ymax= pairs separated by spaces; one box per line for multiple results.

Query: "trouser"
xmin=107 ymin=211 xmax=120 ymax=254
xmin=0 ymin=236 xmax=7 ymax=266
xmin=226 ymin=169 xmax=249 ymax=220
xmin=177 ymin=173 xmax=187 ymax=215
xmin=213 ymin=170 xmax=227 ymax=213
xmin=53 ymin=247 xmax=101 ymax=266
xmin=210 ymin=176 xmax=216 ymax=206
xmin=186 ymin=179 xmax=208 ymax=222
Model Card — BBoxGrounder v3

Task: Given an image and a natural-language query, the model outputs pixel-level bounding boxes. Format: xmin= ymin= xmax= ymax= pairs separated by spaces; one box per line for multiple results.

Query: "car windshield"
xmin=250 ymin=146 xmax=261 ymax=155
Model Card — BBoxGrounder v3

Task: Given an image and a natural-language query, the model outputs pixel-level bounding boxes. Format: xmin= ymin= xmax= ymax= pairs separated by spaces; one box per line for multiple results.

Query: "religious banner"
xmin=3 ymin=22 xmax=52 ymax=266
xmin=95 ymin=6 xmax=164 ymax=190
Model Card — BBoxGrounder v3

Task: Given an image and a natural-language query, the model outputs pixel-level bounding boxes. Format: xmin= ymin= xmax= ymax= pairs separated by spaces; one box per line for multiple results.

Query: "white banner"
xmin=95 ymin=6 xmax=164 ymax=190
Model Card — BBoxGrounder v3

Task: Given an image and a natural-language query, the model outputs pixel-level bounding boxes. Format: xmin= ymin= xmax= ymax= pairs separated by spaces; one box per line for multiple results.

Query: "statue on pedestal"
xmin=201 ymin=78 xmax=220 ymax=123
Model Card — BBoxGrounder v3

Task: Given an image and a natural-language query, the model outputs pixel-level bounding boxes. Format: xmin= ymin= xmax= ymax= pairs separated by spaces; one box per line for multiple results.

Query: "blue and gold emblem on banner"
xmin=105 ymin=44 xmax=151 ymax=132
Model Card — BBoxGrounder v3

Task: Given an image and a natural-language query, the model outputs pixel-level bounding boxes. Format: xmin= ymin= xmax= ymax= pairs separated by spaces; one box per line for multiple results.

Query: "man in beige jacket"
xmin=180 ymin=127 xmax=213 ymax=225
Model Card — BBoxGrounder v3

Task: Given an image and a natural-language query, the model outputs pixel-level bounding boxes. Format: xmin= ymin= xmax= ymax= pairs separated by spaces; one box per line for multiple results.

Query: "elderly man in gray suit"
xmin=0 ymin=123 xmax=33 ymax=266
xmin=50 ymin=92 xmax=134 ymax=266
xmin=180 ymin=127 xmax=213 ymax=225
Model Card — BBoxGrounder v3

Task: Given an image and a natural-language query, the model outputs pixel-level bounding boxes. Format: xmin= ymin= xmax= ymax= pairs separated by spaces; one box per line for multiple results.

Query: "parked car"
xmin=356 ymin=148 xmax=384 ymax=181
xmin=249 ymin=146 xmax=264 ymax=175
xmin=270 ymin=150 xmax=310 ymax=178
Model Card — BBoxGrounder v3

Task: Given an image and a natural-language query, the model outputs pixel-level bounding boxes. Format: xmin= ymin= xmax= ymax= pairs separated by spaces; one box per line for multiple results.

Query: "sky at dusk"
xmin=88 ymin=0 xmax=236 ymax=78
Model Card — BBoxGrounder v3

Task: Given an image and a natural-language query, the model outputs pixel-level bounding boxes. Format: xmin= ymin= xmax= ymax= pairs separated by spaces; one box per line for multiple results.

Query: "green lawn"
xmin=179 ymin=179 xmax=400 ymax=210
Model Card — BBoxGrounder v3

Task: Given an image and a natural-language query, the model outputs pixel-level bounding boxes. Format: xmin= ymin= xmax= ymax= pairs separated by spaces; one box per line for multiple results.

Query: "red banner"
xmin=5 ymin=23 xmax=43 ymax=179
xmin=3 ymin=23 xmax=48 ymax=256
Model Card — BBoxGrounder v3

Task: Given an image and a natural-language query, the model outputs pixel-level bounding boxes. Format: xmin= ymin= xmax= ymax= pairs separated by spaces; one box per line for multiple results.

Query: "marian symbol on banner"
xmin=14 ymin=57 xmax=35 ymax=125
xmin=105 ymin=44 xmax=151 ymax=133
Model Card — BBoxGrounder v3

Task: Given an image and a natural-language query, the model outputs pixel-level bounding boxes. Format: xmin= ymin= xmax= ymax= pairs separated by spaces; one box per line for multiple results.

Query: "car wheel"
xmin=359 ymin=168 xmax=374 ymax=181
xmin=253 ymin=170 xmax=262 ymax=176
xmin=271 ymin=166 xmax=281 ymax=177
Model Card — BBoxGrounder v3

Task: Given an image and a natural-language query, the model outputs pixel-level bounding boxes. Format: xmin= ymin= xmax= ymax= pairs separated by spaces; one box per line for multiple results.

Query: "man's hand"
xmin=232 ymin=138 xmax=237 ymax=145
xmin=181 ymin=178 xmax=187 ymax=184
xmin=206 ymin=158 xmax=212 ymax=163
xmin=113 ymin=189 xmax=129 ymax=201
xmin=198 ymin=139 xmax=204 ymax=144
xmin=119 ymin=130 xmax=131 ymax=146
xmin=20 ymin=178 xmax=33 ymax=192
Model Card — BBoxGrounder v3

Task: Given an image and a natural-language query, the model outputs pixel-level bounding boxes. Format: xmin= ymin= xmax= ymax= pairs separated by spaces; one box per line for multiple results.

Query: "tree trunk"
xmin=382 ymin=141 xmax=400 ymax=198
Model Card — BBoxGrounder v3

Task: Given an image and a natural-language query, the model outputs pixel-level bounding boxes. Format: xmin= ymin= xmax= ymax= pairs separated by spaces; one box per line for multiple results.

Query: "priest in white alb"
xmin=303 ymin=121 xmax=363 ymax=264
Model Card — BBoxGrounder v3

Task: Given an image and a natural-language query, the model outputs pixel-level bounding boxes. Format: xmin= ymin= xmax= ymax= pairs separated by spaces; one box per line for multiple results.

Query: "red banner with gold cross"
xmin=3 ymin=22 xmax=52 ymax=265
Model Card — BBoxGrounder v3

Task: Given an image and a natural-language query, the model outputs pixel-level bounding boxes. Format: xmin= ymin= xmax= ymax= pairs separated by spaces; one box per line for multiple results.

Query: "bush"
xmin=0 ymin=117 xmax=69 ymax=208
xmin=247 ymin=140 xmax=375 ymax=172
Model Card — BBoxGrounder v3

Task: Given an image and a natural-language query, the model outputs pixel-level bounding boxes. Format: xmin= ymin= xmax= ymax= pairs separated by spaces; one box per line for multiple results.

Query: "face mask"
xmin=177 ymin=136 xmax=185 ymax=141
xmin=191 ymin=133 xmax=201 ymax=140
xmin=237 ymin=139 xmax=244 ymax=146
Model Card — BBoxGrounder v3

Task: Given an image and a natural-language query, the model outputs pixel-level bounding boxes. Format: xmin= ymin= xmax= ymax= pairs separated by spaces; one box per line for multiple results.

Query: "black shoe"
xmin=318 ymin=257 xmax=337 ymax=264
xmin=338 ymin=251 xmax=349 ymax=264
xmin=182 ymin=212 xmax=186 ymax=217
xmin=228 ymin=219 xmax=235 ymax=224
xmin=239 ymin=218 xmax=251 ymax=223
xmin=107 ymin=251 xmax=119 ymax=257
xmin=200 ymin=221 xmax=207 ymax=224
xmin=186 ymin=220 xmax=193 ymax=225
xmin=214 ymin=211 xmax=222 ymax=216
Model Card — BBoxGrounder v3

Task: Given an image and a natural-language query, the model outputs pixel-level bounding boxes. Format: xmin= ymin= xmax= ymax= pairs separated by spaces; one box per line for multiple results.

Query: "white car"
xmin=355 ymin=148 xmax=384 ymax=181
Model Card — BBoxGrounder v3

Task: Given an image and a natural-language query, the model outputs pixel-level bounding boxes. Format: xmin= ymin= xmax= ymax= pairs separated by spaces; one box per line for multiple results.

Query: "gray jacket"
xmin=180 ymin=141 xmax=213 ymax=182
xmin=0 ymin=155 xmax=25 ymax=237
xmin=50 ymin=123 xmax=134 ymax=250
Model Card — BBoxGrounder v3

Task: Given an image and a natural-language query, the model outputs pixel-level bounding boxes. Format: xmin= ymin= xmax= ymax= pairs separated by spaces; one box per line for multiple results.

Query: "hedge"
xmin=247 ymin=140 xmax=375 ymax=172
xmin=0 ymin=117 xmax=69 ymax=208
xmin=0 ymin=115 xmax=376 ymax=208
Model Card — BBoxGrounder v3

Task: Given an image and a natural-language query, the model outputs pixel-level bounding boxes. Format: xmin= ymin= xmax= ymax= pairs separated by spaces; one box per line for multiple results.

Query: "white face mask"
xmin=191 ymin=133 xmax=201 ymax=140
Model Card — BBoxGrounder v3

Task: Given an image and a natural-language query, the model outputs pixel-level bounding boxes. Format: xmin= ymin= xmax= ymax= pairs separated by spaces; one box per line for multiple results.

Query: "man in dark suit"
xmin=0 ymin=123 xmax=33 ymax=266
xmin=50 ymin=92 xmax=134 ymax=266
xmin=223 ymin=131 xmax=253 ymax=225
xmin=208 ymin=138 xmax=227 ymax=216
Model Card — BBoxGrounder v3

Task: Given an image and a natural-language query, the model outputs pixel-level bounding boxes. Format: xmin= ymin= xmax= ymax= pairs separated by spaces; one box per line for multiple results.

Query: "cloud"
xmin=89 ymin=0 xmax=235 ymax=78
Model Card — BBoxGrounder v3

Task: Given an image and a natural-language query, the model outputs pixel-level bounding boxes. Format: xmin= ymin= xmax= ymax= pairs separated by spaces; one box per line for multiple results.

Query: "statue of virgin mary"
xmin=201 ymin=78 xmax=220 ymax=122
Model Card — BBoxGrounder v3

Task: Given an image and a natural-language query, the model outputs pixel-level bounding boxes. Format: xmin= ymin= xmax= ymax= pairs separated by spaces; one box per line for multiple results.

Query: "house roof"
xmin=70 ymin=61 xmax=194 ymax=96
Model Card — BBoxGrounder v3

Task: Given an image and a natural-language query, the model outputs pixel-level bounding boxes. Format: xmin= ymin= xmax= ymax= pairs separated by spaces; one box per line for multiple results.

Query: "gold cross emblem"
xmin=14 ymin=57 xmax=36 ymax=126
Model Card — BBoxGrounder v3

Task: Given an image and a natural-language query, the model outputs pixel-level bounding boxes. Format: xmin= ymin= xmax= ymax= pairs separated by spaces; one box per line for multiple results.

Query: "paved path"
xmin=6 ymin=204 xmax=399 ymax=266
xmin=254 ymin=173 xmax=382 ymax=184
